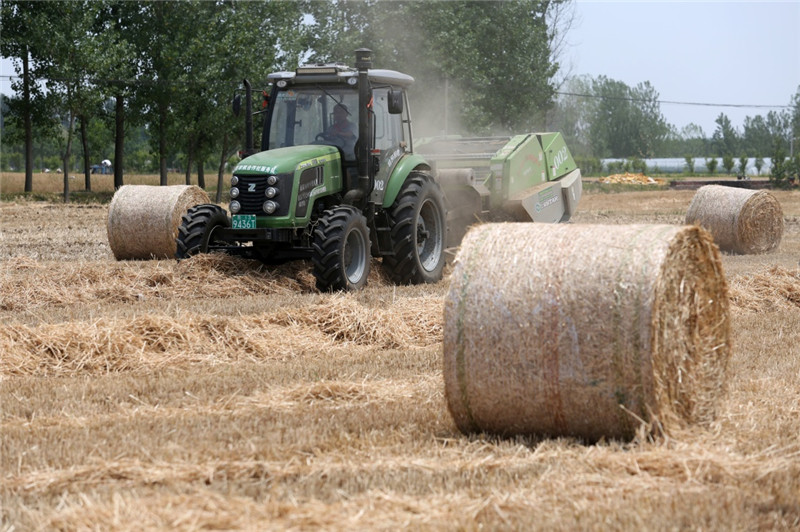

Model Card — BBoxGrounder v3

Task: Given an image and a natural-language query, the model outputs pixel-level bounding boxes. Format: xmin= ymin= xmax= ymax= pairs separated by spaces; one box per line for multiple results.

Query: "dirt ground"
xmin=2 ymin=186 xmax=800 ymax=530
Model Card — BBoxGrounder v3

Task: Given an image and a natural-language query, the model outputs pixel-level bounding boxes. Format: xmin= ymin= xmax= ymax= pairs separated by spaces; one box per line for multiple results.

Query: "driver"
xmin=323 ymin=104 xmax=357 ymax=158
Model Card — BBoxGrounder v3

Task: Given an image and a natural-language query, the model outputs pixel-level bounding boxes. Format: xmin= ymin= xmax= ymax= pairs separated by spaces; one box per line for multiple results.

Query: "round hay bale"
xmin=685 ymin=184 xmax=783 ymax=254
xmin=107 ymin=185 xmax=210 ymax=260
xmin=443 ymin=223 xmax=731 ymax=441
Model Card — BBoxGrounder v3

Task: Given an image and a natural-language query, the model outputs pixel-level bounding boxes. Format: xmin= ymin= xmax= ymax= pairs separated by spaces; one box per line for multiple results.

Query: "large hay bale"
xmin=443 ymin=223 xmax=731 ymax=441
xmin=107 ymin=185 xmax=210 ymax=260
xmin=685 ymin=184 xmax=783 ymax=254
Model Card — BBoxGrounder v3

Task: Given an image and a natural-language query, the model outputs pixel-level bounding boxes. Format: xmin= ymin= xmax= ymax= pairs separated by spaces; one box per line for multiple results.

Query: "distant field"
xmin=2 ymin=188 xmax=800 ymax=530
xmin=0 ymin=171 xmax=221 ymax=198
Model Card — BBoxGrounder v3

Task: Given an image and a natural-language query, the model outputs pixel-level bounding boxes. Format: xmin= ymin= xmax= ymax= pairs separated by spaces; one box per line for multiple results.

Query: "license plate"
xmin=232 ymin=215 xmax=257 ymax=229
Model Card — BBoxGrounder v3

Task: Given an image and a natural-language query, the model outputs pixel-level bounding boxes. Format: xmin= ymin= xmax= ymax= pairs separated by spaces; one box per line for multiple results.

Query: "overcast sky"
xmin=564 ymin=0 xmax=800 ymax=134
xmin=2 ymin=1 xmax=798 ymax=137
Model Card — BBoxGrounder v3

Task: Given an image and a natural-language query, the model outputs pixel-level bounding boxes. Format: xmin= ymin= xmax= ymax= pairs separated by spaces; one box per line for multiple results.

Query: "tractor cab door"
xmin=370 ymin=87 xmax=407 ymax=204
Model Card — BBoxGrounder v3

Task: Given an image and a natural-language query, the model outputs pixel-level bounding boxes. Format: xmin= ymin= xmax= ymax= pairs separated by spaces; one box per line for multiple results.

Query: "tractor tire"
xmin=383 ymin=172 xmax=446 ymax=285
xmin=175 ymin=204 xmax=230 ymax=259
xmin=312 ymin=205 xmax=371 ymax=292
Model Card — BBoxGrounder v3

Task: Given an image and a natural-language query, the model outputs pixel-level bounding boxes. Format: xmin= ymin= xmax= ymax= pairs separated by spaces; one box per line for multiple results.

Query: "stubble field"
xmin=2 ymin=185 xmax=800 ymax=530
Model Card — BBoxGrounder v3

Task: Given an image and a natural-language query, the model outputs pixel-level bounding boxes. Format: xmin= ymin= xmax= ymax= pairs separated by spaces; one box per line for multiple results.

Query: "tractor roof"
xmin=268 ymin=63 xmax=414 ymax=88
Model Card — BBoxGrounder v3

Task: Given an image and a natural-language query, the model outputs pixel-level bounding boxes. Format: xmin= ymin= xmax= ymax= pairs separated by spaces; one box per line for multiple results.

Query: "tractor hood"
xmin=234 ymin=145 xmax=341 ymax=176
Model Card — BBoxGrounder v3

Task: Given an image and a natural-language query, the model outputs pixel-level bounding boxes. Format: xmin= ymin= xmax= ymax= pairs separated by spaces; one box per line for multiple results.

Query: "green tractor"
xmin=176 ymin=49 xmax=583 ymax=291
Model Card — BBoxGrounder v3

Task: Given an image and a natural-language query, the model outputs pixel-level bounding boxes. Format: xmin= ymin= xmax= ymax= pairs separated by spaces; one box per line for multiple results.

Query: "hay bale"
xmin=684 ymin=185 xmax=783 ymax=254
xmin=107 ymin=185 xmax=210 ymax=260
xmin=443 ymin=223 xmax=731 ymax=441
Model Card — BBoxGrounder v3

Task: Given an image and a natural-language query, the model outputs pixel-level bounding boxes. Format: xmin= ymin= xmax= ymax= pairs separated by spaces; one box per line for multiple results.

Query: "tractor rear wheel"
xmin=383 ymin=172 xmax=446 ymax=284
xmin=312 ymin=205 xmax=371 ymax=291
xmin=175 ymin=204 xmax=230 ymax=259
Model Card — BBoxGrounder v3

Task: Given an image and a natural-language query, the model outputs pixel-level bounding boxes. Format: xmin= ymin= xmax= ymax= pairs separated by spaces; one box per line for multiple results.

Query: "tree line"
xmin=549 ymin=76 xmax=800 ymax=181
xmin=2 ymin=0 xmax=799 ymax=198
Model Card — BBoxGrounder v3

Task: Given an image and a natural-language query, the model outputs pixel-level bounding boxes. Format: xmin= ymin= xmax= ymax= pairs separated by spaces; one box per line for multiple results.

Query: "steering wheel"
xmin=316 ymin=132 xmax=333 ymax=142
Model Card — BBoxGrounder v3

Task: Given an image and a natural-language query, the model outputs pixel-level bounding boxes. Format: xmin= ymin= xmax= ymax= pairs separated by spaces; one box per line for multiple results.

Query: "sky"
xmin=2 ymin=1 xmax=798 ymax=136
xmin=563 ymin=0 xmax=800 ymax=134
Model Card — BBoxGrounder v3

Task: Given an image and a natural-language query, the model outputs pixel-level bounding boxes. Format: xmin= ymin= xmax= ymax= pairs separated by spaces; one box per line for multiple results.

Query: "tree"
xmin=754 ymin=156 xmax=764 ymax=175
xmin=33 ymin=1 xmax=107 ymax=202
xmin=711 ymin=113 xmax=738 ymax=157
xmin=721 ymin=154 xmax=735 ymax=175
xmin=91 ymin=0 xmax=142 ymax=190
xmin=737 ymin=154 xmax=748 ymax=176
xmin=584 ymin=76 xmax=668 ymax=158
xmin=0 ymin=1 xmax=59 ymax=191
xmin=705 ymin=157 xmax=718 ymax=174
xmin=684 ymin=155 xmax=695 ymax=175
xmin=308 ymin=1 xmax=568 ymax=135
xmin=742 ymin=115 xmax=771 ymax=157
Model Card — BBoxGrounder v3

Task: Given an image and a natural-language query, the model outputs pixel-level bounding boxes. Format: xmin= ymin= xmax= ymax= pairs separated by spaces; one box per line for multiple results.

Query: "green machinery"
xmin=176 ymin=49 xmax=582 ymax=291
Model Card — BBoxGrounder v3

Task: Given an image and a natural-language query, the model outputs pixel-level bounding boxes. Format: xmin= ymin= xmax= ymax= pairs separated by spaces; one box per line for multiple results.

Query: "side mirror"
xmin=388 ymin=90 xmax=403 ymax=114
xmin=232 ymin=94 xmax=241 ymax=117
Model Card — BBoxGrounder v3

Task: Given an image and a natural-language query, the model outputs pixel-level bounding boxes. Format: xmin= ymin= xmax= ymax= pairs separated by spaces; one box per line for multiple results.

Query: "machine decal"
xmin=552 ymin=146 xmax=570 ymax=173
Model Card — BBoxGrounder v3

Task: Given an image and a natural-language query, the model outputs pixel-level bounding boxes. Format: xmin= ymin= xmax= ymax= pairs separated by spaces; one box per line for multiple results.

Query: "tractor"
xmin=175 ymin=48 xmax=583 ymax=291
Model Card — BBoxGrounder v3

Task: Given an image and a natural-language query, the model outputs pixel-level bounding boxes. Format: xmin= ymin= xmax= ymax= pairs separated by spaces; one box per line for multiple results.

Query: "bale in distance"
xmin=107 ymin=185 xmax=210 ymax=260
xmin=685 ymin=184 xmax=783 ymax=254
xmin=443 ymin=223 xmax=731 ymax=441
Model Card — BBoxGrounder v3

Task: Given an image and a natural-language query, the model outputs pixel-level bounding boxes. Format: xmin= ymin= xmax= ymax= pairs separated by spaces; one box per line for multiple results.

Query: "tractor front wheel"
xmin=175 ymin=204 xmax=230 ymax=259
xmin=312 ymin=206 xmax=371 ymax=291
xmin=383 ymin=172 xmax=446 ymax=284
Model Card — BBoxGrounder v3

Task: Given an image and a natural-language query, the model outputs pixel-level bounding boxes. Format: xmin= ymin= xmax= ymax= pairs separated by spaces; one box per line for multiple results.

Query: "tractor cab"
xmin=259 ymin=60 xmax=415 ymax=204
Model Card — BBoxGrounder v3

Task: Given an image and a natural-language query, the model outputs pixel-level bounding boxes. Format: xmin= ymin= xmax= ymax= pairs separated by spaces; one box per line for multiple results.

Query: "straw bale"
xmin=443 ymin=223 xmax=731 ymax=441
xmin=684 ymin=185 xmax=784 ymax=254
xmin=107 ymin=185 xmax=210 ymax=260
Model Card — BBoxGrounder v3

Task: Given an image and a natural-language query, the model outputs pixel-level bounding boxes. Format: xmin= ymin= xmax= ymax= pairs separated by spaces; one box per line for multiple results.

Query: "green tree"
xmin=684 ymin=155 xmax=695 ymax=175
xmin=770 ymin=146 xmax=788 ymax=188
xmin=737 ymin=154 xmax=748 ymax=176
xmin=585 ymin=76 xmax=668 ymax=158
xmin=711 ymin=113 xmax=738 ymax=157
xmin=721 ymin=154 xmax=735 ymax=175
xmin=742 ymin=115 xmax=771 ymax=157
xmin=0 ymin=1 xmax=60 ymax=191
xmin=28 ymin=1 xmax=105 ymax=201
xmin=308 ymin=1 xmax=567 ymax=135
xmin=705 ymin=157 xmax=718 ymax=174
xmin=754 ymin=156 xmax=764 ymax=175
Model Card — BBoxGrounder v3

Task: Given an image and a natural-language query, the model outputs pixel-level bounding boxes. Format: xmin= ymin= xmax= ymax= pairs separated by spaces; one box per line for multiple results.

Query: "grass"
xmin=2 ymin=186 xmax=800 ymax=529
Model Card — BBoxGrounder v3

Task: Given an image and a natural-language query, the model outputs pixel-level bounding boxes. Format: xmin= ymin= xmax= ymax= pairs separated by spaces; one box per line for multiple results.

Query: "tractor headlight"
xmin=231 ymin=175 xmax=239 ymax=186
xmin=230 ymin=200 xmax=241 ymax=214
xmin=265 ymin=187 xmax=278 ymax=198
xmin=266 ymin=175 xmax=278 ymax=186
xmin=263 ymin=200 xmax=278 ymax=214
xmin=230 ymin=187 xmax=240 ymax=198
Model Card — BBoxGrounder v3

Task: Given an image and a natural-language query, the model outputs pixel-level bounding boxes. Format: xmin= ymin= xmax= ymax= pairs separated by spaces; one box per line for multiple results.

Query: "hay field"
xmin=2 ymin=188 xmax=800 ymax=530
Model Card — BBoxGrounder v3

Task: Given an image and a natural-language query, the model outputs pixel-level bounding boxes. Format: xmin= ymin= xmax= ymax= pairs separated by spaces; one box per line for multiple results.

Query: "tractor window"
xmin=268 ymin=88 xmax=359 ymax=160
xmin=373 ymin=88 xmax=403 ymax=152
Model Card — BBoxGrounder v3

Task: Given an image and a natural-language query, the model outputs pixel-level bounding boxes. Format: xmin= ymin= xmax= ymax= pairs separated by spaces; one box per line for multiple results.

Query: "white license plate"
xmin=232 ymin=215 xmax=257 ymax=229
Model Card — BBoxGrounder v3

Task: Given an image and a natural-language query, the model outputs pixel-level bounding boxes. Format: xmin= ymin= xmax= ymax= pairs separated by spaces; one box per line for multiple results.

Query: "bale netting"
xmin=443 ymin=223 xmax=731 ymax=441
xmin=107 ymin=185 xmax=210 ymax=260
xmin=684 ymin=184 xmax=784 ymax=254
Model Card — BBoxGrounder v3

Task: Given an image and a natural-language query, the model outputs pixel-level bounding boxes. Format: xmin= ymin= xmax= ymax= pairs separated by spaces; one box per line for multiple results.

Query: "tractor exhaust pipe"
xmin=243 ymin=79 xmax=254 ymax=154
xmin=345 ymin=48 xmax=373 ymax=206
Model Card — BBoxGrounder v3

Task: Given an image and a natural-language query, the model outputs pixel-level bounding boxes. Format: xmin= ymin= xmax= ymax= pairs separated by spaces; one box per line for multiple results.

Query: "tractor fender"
xmin=381 ymin=154 xmax=431 ymax=208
